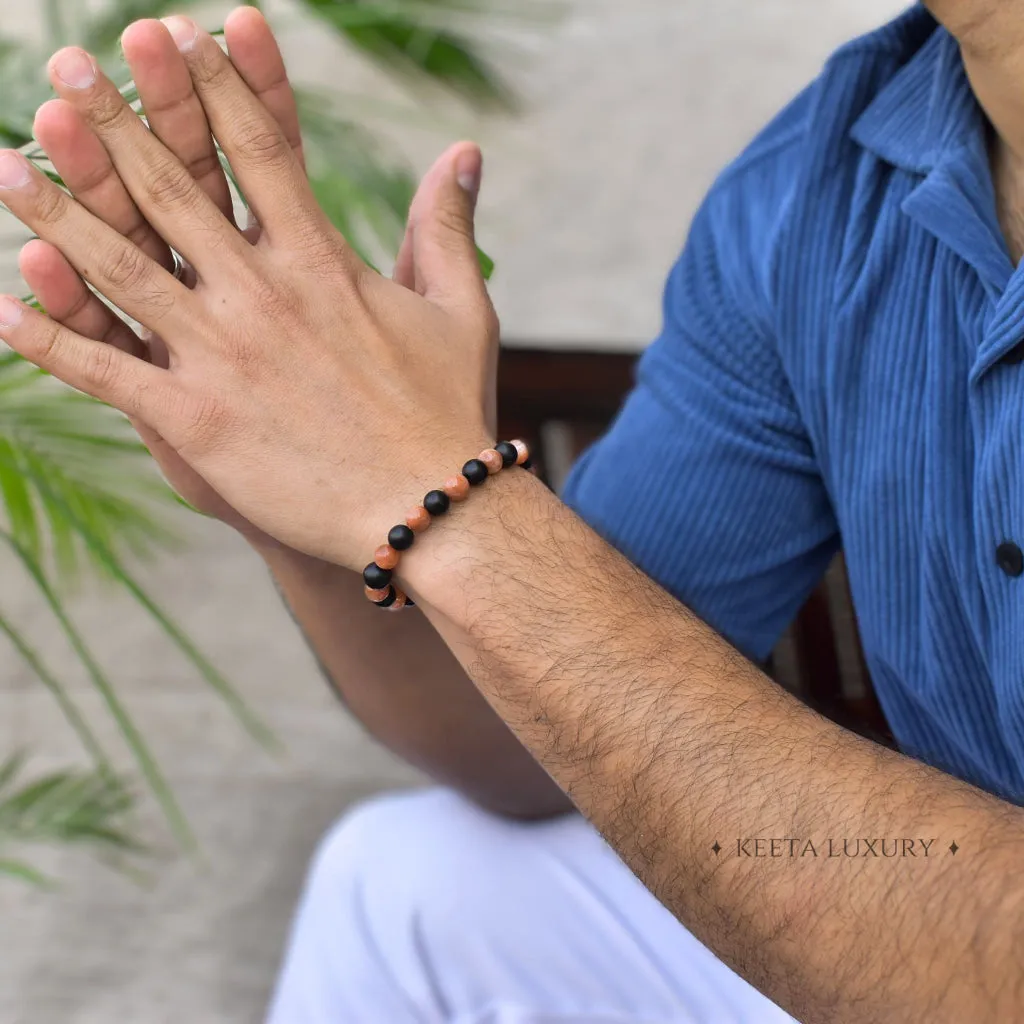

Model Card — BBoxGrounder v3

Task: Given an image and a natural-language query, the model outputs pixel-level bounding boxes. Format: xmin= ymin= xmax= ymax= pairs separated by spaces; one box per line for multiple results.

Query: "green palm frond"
xmin=0 ymin=356 xmax=176 ymax=580
xmin=0 ymin=43 xmax=50 ymax=147
xmin=1 ymin=534 xmax=194 ymax=849
xmin=0 ymin=755 xmax=139 ymax=887
xmin=0 ymin=610 xmax=110 ymax=770
xmin=296 ymin=0 xmax=516 ymax=111
xmin=0 ymin=355 xmax=274 ymax=858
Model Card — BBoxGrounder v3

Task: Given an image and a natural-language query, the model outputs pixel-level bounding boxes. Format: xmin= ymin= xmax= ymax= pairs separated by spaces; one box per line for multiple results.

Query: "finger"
xmin=0 ymin=294 xmax=174 ymax=418
xmin=47 ymin=46 xmax=250 ymax=279
xmin=19 ymin=238 xmax=148 ymax=361
xmin=393 ymin=221 xmax=416 ymax=290
xmin=223 ymin=6 xmax=306 ymax=172
xmin=121 ymin=19 xmax=234 ymax=222
xmin=33 ymin=99 xmax=172 ymax=270
xmin=20 ymin=244 xmax=173 ymax=451
xmin=161 ymin=16 xmax=332 ymax=254
xmin=0 ymin=150 xmax=192 ymax=334
xmin=409 ymin=142 xmax=489 ymax=316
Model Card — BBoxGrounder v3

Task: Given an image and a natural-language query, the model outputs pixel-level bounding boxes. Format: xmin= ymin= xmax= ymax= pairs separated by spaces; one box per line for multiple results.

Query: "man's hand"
xmin=16 ymin=8 xmax=495 ymax=562
xmin=10 ymin=12 xmax=571 ymax=822
xmin=0 ymin=10 xmax=495 ymax=568
xmin=21 ymin=9 xmax=299 ymax=546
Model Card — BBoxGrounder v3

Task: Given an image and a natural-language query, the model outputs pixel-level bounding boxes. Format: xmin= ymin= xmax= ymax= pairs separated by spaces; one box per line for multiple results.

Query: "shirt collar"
xmin=850 ymin=22 xmax=987 ymax=176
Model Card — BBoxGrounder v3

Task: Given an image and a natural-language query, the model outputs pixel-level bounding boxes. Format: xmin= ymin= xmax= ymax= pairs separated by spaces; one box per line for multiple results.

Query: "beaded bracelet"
xmin=362 ymin=440 xmax=531 ymax=611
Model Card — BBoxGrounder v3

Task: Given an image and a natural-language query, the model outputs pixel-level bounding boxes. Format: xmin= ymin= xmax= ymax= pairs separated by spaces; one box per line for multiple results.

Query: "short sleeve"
xmin=563 ymin=101 xmax=838 ymax=662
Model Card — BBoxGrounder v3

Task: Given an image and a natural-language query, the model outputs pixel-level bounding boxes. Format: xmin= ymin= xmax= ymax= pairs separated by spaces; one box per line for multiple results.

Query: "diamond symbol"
xmin=949 ymin=841 xmax=959 ymax=856
xmin=712 ymin=842 xmax=721 ymax=855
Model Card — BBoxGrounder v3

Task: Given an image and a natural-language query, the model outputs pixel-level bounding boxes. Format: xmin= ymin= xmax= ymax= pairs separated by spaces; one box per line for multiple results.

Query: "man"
xmin=1 ymin=1 xmax=1022 ymax=1020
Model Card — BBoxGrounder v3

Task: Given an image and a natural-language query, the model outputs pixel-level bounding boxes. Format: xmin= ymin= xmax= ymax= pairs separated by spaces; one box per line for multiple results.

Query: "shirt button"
xmin=1001 ymin=340 xmax=1024 ymax=365
xmin=996 ymin=542 xmax=1024 ymax=577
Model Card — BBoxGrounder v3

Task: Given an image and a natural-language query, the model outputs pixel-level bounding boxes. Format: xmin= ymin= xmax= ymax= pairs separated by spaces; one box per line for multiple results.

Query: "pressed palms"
xmin=0 ymin=0 xmax=526 ymax=885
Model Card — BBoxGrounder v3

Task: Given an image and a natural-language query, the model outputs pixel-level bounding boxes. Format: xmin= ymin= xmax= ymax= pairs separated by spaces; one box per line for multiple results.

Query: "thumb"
xmin=405 ymin=142 xmax=488 ymax=314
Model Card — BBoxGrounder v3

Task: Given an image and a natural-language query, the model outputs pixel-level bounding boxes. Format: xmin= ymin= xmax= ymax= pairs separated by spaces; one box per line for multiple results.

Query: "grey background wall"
xmin=0 ymin=1 xmax=906 ymax=1021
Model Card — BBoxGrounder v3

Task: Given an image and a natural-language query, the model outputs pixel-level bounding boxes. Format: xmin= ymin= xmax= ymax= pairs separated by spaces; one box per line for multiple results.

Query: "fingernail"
xmin=0 ymin=296 xmax=25 ymax=328
xmin=51 ymin=47 xmax=97 ymax=90
xmin=0 ymin=152 xmax=30 ymax=190
xmin=162 ymin=16 xmax=199 ymax=52
xmin=456 ymin=148 xmax=483 ymax=196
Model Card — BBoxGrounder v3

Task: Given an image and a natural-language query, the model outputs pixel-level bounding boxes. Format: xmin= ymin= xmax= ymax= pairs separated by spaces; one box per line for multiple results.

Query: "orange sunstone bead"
xmin=443 ymin=474 xmax=471 ymax=501
xmin=388 ymin=589 xmax=409 ymax=611
xmin=479 ymin=449 xmax=504 ymax=475
xmin=365 ymin=585 xmax=391 ymax=603
xmin=374 ymin=544 xmax=400 ymax=570
xmin=512 ymin=439 xmax=529 ymax=465
xmin=405 ymin=505 xmax=431 ymax=533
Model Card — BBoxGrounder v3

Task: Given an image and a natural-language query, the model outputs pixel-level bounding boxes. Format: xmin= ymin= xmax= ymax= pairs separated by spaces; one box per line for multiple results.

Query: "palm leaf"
xmin=0 ymin=532 xmax=195 ymax=851
xmin=0 ymin=357 xmax=177 ymax=581
xmin=0 ymin=611 xmax=111 ymax=769
xmin=0 ymin=391 xmax=265 ymax=865
xmin=0 ymin=755 xmax=139 ymax=887
xmin=296 ymin=0 xmax=516 ymax=111
xmin=0 ymin=857 xmax=57 ymax=887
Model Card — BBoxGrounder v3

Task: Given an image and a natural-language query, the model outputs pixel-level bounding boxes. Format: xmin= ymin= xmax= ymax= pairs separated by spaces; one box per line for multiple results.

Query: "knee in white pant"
xmin=305 ymin=786 xmax=549 ymax=944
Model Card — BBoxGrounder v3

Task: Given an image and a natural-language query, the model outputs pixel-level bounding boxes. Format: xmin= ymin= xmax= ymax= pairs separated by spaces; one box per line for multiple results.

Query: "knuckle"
xmin=31 ymin=183 xmax=69 ymax=227
xmin=145 ymin=162 xmax=199 ymax=214
xmin=87 ymin=92 xmax=132 ymax=135
xmin=190 ymin=47 xmax=231 ymax=89
xmin=33 ymin=317 xmax=63 ymax=363
xmin=432 ymin=204 xmax=474 ymax=247
xmin=103 ymin=245 xmax=152 ymax=292
xmin=249 ymin=275 xmax=300 ymax=321
xmin=237 ymin=119 xmax=291 ymax=166
xmin=180 ymin=392 xmax=229 ymax=451
xmin=80 ymin=342 xmax=120 ymax=393
xmin=293 ymin=233 xmax=348 ymax=275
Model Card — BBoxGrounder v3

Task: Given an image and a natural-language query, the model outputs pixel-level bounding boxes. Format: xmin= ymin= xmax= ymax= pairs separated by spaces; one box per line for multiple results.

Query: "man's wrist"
xmin=399 ymin=466 xmax=565 ymax=626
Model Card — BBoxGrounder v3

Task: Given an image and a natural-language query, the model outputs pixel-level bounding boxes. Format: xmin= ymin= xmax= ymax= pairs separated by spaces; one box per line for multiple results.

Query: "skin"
xmin=22 ymin=10 xmax=567 ymax=819
xmin=2 ymin=5 xmax=1024 ymax=1021
xmin=931 ymin=0 xmax=1024 ymax=263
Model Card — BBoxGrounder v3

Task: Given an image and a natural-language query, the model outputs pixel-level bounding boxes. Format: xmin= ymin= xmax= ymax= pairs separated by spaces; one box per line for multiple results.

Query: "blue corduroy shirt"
xmin=563 ymin=7 xmax=1024 ymax=803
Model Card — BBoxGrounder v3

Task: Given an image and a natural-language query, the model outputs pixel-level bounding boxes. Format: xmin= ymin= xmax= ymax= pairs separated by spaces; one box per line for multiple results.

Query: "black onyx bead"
xmin=522 ymin=457 xmax=533 ymax=470
xmin=388 ymin=524 xmax=415 ymax=551
xmin=363 ymin=562 xmax=393 ymax=589
xmin=374 ymin=586 xmax=398 ymax=608
xmin=424 ymin=490 xmax=451 ymax=516
xmin=495 ymin=441 xmax=518 ymax=468
xmin=463 ymin=459 xmax=489 ymax=485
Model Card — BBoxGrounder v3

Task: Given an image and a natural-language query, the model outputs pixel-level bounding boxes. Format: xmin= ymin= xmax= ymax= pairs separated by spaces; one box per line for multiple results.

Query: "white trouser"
xmin=267 ymin=788 xmax=797 ymax=1024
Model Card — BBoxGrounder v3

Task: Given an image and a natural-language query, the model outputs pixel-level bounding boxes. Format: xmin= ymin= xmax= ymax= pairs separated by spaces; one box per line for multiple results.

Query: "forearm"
xmin=404 ymin=470 xmax=1024 ymax=1022
xmin=257 ymin=543 xmax=571 ymax=819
